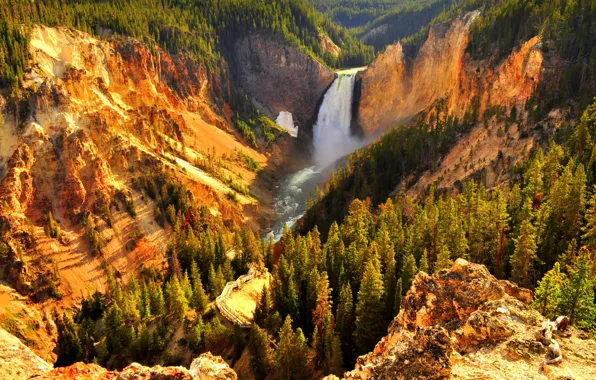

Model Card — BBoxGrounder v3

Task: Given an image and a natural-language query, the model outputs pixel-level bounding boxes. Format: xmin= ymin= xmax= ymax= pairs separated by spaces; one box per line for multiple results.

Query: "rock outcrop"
xmin=31 ymin=352 xmax=237 ymax=380
xmin=357 ymin=11 xmax=543 ymax=136
xmin=0 ymin=327 xmax=52 ymax=379
xmin=231 ymin=32 xmax=335 ymax=135
xmin=332 ymin=259 xmax=596 ymax=380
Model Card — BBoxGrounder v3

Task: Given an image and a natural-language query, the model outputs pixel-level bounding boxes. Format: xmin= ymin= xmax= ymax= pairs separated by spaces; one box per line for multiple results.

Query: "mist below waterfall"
xmin=313 ymin=73 xmax=363 ymax=168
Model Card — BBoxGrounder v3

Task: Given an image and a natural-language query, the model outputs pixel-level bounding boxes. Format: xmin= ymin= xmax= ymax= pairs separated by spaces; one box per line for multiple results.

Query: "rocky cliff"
xmin=231 ymin=32 xmax=335 ymax=138
xmin=357 ymin=11 xmax=543 ymax=136
xmin=329 ymin=259 xmax=596 ymax=380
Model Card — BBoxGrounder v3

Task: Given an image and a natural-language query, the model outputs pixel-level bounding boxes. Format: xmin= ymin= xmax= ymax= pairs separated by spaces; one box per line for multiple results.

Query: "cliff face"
xmin=357 ymin=11 xmax=543 ymax=136
xmin=330 ymin=259 xmax=596 ymax=380
xmin=231 ymin=32 xmax=335 ymax=137
xmin=0 ymin=25 xmax=272 ymax=311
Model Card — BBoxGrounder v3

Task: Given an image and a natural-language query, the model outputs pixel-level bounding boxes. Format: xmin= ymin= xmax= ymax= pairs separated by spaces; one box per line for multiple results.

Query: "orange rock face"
xmin=357 ymin=11 xmax=543 ymax=136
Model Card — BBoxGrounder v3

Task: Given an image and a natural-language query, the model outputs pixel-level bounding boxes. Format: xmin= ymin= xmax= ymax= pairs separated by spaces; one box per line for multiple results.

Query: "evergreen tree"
xmin=274 ymin=316 xmax=311 ymax=380
xmin=55 ymin=313 xmax=83 ymax=367
xmin=434 ymin=242 xmax=452 ymax=272
xmin=559 ymin=249 xmax=596 ymax=328
xmin=532 ymin=262 xmax=566 ymax=320
xmin=248 ymin=325 xmax=273 ymax=380
xmin=166 ymin=275 xmax=189 ymax=320
xmin=582 ymin=186 xmax=596 ymax=250
xmin=401 ymin=253 xmax=418 ymax=294
xmin=189 ymin=317 xmax=204 ymax=351
xmin=419 ymin=248 xmax=429 ymax=273
xmin=511 ymin=219 xmax=538 ymax=286
xmin=190 ymin=262 xmax=208 ymax=315
xmin=336 ymin=283 xmax=355 ymax=366
xmin=254 ymin=285 xmax=271 ymax=328
xmin=353 ymin=260 xmax=385 ymax=354
xmin=394 ymin=278 xmax=403 ymax=315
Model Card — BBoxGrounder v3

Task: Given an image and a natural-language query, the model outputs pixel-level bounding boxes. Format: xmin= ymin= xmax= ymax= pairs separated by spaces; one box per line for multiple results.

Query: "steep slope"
xmin=329 ymin=259 xmax=596 ymax=380
xmin=357 ymin=11 xmax=542 ymax=136
xmin=0 ymin=25 xmax=260 ymax=305
xmin=0 ymin=327 xmax=52 ymax=379
xmin=231 ymin=32 xmax=335 ymax=138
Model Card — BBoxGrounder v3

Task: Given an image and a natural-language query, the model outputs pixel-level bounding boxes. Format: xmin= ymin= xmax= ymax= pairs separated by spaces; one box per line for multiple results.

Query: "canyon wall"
xmin=231 ymin=32 xmax=335 ymax=137
xmin=357 ymin=11 xmax=543 ymax=136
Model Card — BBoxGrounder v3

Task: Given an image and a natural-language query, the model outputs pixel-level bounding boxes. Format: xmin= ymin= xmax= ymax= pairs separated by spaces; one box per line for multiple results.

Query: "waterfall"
xmin=313 ymin=73 xmax=362 ymax=168
xmin=269 ymin=69 xmax=364 ymax=240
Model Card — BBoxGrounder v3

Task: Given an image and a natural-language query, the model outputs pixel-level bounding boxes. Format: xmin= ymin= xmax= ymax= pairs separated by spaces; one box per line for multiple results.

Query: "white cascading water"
xmin=269 ymin=71 xmax=364 ymax=240
xmin=313 ymin=73 xmax=362 ymax=168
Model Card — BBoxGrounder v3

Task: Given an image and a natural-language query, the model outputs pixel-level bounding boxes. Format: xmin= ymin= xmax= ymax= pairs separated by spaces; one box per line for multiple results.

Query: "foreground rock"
xmin=0 ymin=327 xmax=52 ymax=379
xmin=26 ymin=352 xmax=236 ymax=380
xmin=331 ymin=259 xmax=596 ymax=380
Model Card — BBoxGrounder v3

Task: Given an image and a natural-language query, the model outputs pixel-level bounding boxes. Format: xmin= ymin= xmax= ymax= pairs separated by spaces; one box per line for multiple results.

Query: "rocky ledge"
xmin=328 ymin=259 xmax=596 ymax=380
xmin=0 ymin=325 xmax=237 ymax=380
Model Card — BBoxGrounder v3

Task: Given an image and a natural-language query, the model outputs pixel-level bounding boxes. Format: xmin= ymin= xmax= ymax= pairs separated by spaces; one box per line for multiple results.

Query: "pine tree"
xmin=254 ymin=285 xmax=271 ymax=328
xmin=190 ymin=262 xmax=208 ymax=315
xmin=274 ymin=316 xmax=311 ymax=380
xmin=511 ymin=219 xmax=538 ymax=286
xmin=401 ymin=253 xmax=418 ymax=293
xmin=312 ymin=273 xmax=333 ymax=366
xmin=248 ymin=324 xmax=272 ymax=379
xmin=559 ymin=249 xmax=596 ymax=328
xmin=582 ymin=186 xmax=596 ymax=250
xmin=189 ymin=316 xmax=204 ymax=351
xmin=532 ymin=262 xmax=566 ymax=319
xmin=394 ymin=278 xmax=403 ymax=315
xmin=434 ymin=242 xmax=452 ymax=272
xmin=166 ymin=275 xmax=189 ymax=320
xmin=353 ymin=260 xmax=385 ymax=354
xmin=419 ymin=249 xmax=429 ymax=273
xmin=336 ymin=283 xmax=354 ymax=365
xmin=55 ymin=313 xmax=83 ymax=367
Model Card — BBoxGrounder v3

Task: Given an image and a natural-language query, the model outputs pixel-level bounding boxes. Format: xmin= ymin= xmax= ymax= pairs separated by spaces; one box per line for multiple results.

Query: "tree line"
xmin=0 ymin=0 xmax=374 ymax=96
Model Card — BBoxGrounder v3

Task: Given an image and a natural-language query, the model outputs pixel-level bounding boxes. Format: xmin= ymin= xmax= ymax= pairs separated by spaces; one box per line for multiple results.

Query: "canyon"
xmin=0 ymin=4 xmax=594 ymax=379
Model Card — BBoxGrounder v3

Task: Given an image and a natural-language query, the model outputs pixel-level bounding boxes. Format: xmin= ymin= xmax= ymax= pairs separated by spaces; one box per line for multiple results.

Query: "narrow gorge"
xmin=270 ymin=69 xmax=365 ymax=239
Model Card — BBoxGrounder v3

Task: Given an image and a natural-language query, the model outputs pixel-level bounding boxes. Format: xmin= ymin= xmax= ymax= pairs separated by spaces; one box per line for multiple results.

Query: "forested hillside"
xmin=308 ymin=0 xmax=453 ymax=51
xmin=3 ymin=0 xmax=596 ymax=379
xmin=0 ymin=0 xmax=373 ymax=95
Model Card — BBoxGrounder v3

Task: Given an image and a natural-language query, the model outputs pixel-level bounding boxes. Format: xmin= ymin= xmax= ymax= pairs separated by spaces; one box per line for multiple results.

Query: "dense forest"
xmin=0 ymin=0 xmax=374 ymax=95
xmin=3 ymin=0 xmax=596 ymax=378
xmin=56 ymin=98 xmax=596 ymax=377
xmin=308 ymin=0 xmax=453 ymax=51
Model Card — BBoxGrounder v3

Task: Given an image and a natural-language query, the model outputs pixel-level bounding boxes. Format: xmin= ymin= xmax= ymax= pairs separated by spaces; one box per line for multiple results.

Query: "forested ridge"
xmin=0 ymin=0 xmax=374 ymax=95
xmin=4 ymin=0 xmax=596 ymax=378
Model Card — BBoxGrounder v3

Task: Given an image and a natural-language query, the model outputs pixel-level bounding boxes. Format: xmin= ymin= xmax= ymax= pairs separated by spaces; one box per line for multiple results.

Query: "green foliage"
xmin=237 ymin=150 xmax=261 ymax=172
xmin=532 ymin=262 xmax=565 ymax=319
xmin=511 ymin=218 xmax=538 ymax=286
xmin=0 ymin=0 xmax=373 ymax=95
xmin=353 ymin=259 xmax=385 ymax=354
xmin=55 ymin=313 xmax=83 ymax=367
xmin=274 ymin=316 xmax=311 ymax=380
xmin=559 ymin=249 xmax=596 ymax=328
xmin=248 ymin=324 xmax=273 ymax=379
xmin=84 ymin=214 xmax=103 ymax=257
